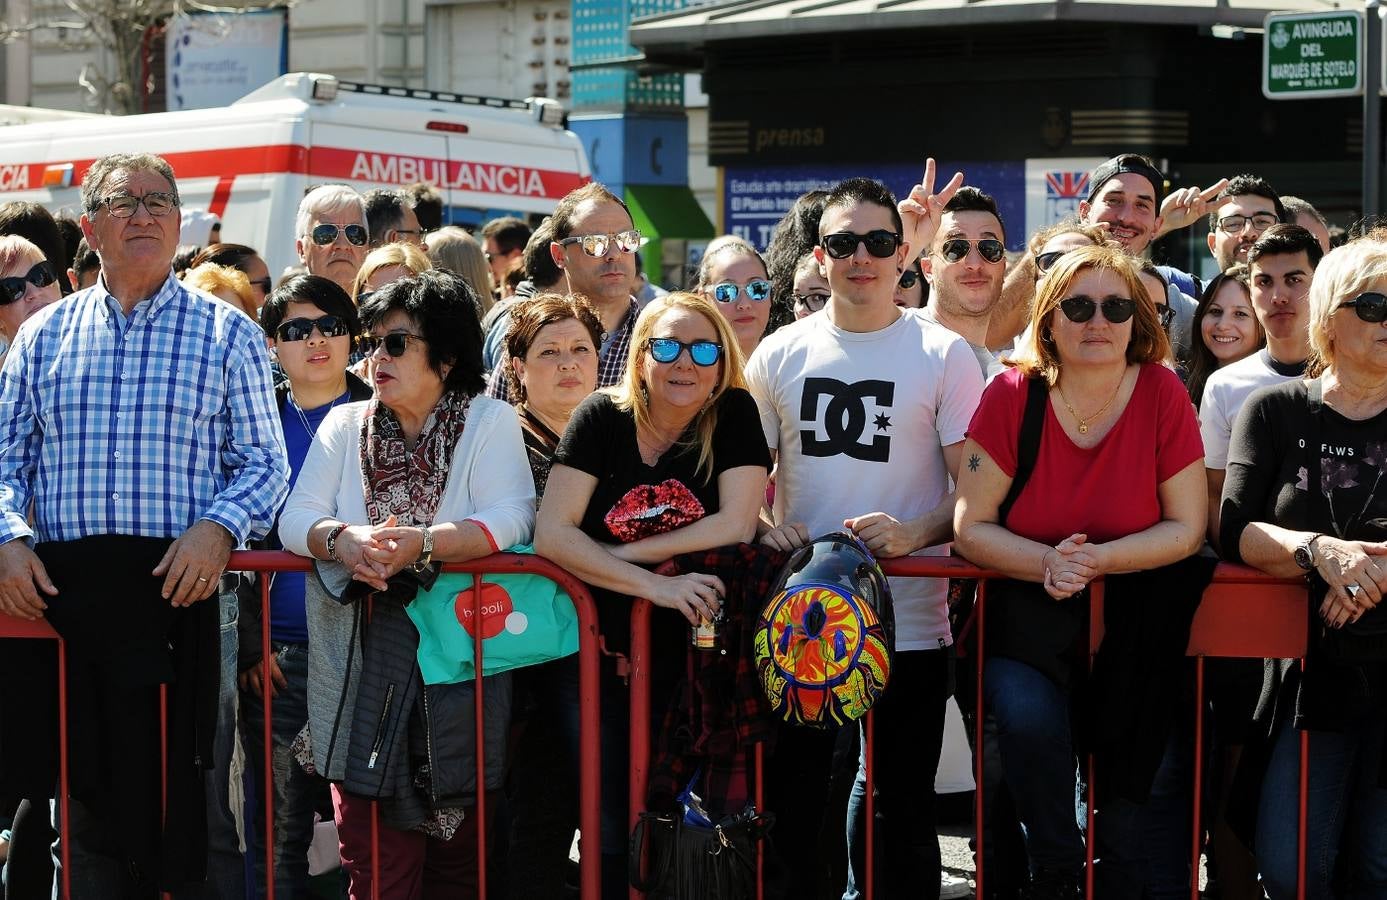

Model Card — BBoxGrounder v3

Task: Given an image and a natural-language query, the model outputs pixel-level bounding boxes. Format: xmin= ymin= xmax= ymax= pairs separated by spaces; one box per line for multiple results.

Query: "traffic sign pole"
xmin=1366 ymin=0 xmax=1382 ymax=218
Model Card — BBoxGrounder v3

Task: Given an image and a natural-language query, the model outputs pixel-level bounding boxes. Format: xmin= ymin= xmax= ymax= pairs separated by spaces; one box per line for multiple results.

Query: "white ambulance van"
xmin=0 ymin=72 xmax=590 ymax=277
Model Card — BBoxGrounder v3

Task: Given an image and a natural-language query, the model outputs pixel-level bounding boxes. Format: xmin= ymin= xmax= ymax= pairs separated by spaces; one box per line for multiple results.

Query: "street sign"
xmin=1263 ymin=10 xmax=1363 ymax=100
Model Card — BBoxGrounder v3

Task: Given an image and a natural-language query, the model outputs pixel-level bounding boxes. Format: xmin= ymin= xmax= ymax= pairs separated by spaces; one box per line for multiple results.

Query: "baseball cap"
xmin=1087 ymin=155 xmax=1166 ymax=205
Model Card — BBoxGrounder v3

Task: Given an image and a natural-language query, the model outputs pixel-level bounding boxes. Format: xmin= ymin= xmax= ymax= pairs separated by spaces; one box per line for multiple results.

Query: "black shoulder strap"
xmin=998 ymin=376 xmax=1049 ymax=527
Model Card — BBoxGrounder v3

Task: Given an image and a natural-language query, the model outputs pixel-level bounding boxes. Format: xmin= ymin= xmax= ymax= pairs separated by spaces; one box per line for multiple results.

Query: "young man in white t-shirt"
xmin=1200 ymin=223 xmax=1323 ymax=546
xmin=746 ymin=172 xmax=984 ymax=900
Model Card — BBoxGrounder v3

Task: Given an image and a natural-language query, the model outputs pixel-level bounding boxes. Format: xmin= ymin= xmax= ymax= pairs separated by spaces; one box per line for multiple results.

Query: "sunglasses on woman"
xmin=1035 ymin=250 xmax=1070 ymax=275
xmin=712 ymin=280 xmax=772 ymax=304
xmin=1 ymin=261 xmax=58 ymax=305
xmin=310 ymin=223 xmax=369 ymax=246
xmin=1059 ymin=296 xmax=1137 ymax=324
xmin=820 ymin=230 xmax=901 ymax=260
xmin=275 ymin=315 xmax=352 ymax=342
xmin=938 ymin=239 xmax=1006 ymax=264
xmin=1338 ymin=292 xmax=1387 ymax=323
xmin=898 ymin=268 xmax=920 ymax=290
xmin=793 ymin=292 xmax=829 ymax=312
xmin=358 ymin=332 xmax=427 ymax=358
xmin=647 ymin=337 xmax=722 ymax=367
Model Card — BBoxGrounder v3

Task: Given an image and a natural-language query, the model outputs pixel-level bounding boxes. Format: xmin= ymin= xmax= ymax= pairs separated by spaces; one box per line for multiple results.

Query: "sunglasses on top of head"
xmin=558 ymin=229 xmax=642 ymax=259
xmin=646 ymin=338 xmax=722 ymax=367
xmin=1 ymin=261 xmax=58 ymax=305
xmin=1059 ymin=296 xmax=1137 ymax=324
xmin=819 ymin=230 xmax=901 ymax=260
xmin=275 ymin=315 xmax=352 ymax=343
xmin=937 ymin=238 xmax=1006 ymax=264
xmin=1338 ymin=291 xmax=1387 ymax=323
xmin=712 ymin=280 xmax=772 ymax=304
xmin=358 ymin=332 xmax=427 ymax=358
xmin=310 ymin=223 xmax=369 ymax=247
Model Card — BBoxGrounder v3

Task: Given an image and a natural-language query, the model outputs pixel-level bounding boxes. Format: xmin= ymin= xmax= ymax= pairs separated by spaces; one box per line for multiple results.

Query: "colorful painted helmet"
xmin=754 ymin=532 xmax=893 ymax=729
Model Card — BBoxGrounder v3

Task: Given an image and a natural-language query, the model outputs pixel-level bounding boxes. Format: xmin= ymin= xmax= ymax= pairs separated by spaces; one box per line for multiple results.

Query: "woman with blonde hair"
xmin=1221 ymin=236 xmax=1387 ymax=899
xmin=183 ymin=262 xmax=258 ymax=319
xmin=535 ymin=290 xmax=771 ymax=895
xmin=426 ymin=226 xmax=495 ymax=315
xmin=351 ymin=241 xmax=433 ymax=305
xmin=955 ymin=244 xmax=1206 ymax=896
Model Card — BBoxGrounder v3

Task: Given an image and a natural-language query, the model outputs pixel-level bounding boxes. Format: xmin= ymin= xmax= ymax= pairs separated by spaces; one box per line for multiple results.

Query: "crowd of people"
xmin=0 ymin=147 xmax=1382 ymax=900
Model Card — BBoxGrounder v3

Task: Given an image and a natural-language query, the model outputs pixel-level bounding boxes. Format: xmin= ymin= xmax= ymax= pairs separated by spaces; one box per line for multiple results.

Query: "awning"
xmin=625 ymin=185 xmax=715 ymax=241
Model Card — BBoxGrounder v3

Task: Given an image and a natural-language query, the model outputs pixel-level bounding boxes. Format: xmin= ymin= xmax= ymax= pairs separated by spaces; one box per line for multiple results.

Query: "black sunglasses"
xmin=1154 ymin=303 xmax=1177 ymax=330
xmin=311 ymin=223 xmax=368 ymax=247
xmin=1 ymin=261 xmax=58 ymax=305
xmin=898 ymin=268 xmax=920 ymax=290
xmin=1035 ymin=250 xmax=1070 ymax=275
xmin=938 ymin=239 xmax=1006 ymax=264
xmin=1338 ymin=292 xmax=1387 ymax=323
xmin=1060 ymin=296 xmax=1137 ymax=324
xmin=793 ymin=292 xmax=829 ymax=312
xmin=275 ymin=315 xmax=351 ymax=343
xmin=647 ymin=338 xmax=722 ymax=367
xmin=820 ymin=230 xmax=901 ymax=260
xmin=358 ymin=332 xmax=427 ymax=358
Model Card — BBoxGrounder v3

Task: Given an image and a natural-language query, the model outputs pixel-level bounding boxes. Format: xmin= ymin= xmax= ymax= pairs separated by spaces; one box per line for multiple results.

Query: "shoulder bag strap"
xmin=998 ymin=376 xmax=1050 ymax=527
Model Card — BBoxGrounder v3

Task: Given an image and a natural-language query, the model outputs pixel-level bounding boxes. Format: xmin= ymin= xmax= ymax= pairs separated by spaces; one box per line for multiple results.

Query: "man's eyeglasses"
xmin=1059 ymin=296 xmax=1137 ymax=324
xmin=937 ymin=239 xmax=1006 ymax=264
xmin=647 ymin=338 xmax=722 ymax=367
xmin=1 ymin=261 xmax=58 ymax=305
xmin=1215 ymin=213 xmax=1279 ymax=235
xmin=793 ymin=292 xmax=829 ymax=312
xmin=898 ymin=268 xmax=920 ymax=290
xmin=558 ymin=229 xmax=642 ymax=258
xmin=310 ymin=223 xmax=369 ymax=247
xmin=275 ymin=315 xmax=352 ymax=343
xmin=1338 ymin=291 xmax=1387 ymax=323
xmin=96 ymin=192 xmax=179 ymax=219
xmin=712 ymin=280 xmax=772 ymax=304
xmin=820 ymin=230 xmax=901 ymax=260
xmin=359 ymin=332 xmax=427 ymax=358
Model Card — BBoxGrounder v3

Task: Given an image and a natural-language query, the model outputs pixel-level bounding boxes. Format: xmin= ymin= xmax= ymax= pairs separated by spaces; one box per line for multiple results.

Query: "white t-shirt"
xmin=745 ymin=308 xmax=985 ymax=650
xmin=1199 ymin=350 xmax=1303 ymax=470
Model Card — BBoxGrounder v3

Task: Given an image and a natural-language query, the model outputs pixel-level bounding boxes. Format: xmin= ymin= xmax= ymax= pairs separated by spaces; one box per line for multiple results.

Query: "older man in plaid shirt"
xmin=486 ymin=182 xmax=640 ymax=401
xmin=0 ymin=152 xmax=287 ymax=897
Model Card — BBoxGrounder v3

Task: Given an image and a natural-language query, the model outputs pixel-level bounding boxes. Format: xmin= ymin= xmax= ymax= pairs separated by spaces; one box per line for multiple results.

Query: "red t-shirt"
xmin=967 ymin=363 xmax=1204 ymax=546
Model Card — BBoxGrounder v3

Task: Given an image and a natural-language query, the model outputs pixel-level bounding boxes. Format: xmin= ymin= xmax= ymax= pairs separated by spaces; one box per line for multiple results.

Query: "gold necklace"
xmin=1055 ymin=371 xmax=1125 ymax=435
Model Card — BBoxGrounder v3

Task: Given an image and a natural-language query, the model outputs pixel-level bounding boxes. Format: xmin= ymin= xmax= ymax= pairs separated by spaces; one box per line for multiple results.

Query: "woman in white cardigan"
xmin=279 ymin=270 xmax=534 ymax=900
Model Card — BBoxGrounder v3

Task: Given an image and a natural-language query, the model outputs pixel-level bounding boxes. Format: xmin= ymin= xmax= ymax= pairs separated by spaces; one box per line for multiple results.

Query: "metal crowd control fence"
xmin=627 ymin=556 xmax=1312 ymax=900
xmin=0 ymin=550 xmax=603 ymax=900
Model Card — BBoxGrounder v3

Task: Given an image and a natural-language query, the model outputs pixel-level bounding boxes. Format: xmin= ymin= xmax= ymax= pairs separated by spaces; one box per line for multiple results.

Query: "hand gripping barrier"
xmin=0 ymin=550 xmax=604 ymax=900
xmin=627 ymin=556 xmax=1313 ymax=900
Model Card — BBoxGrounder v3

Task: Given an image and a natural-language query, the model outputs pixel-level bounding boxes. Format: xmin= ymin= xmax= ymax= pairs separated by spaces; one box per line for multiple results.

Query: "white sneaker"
xmin=940 ymin=871 xmax=972 ymax=899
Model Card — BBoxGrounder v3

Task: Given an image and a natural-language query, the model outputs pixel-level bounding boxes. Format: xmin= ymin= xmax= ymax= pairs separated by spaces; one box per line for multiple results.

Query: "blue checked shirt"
xmin=0 ymin=274 xmax=289 ymax=547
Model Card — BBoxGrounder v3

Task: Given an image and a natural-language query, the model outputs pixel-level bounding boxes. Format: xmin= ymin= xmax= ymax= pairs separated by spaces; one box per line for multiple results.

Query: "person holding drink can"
xmin=535 ymin=290 xmax=771 ymax=897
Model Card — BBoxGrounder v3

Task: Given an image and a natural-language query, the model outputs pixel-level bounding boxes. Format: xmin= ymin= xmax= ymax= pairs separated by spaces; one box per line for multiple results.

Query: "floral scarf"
xmin=360 ymin=390 xmax=472 ymax=527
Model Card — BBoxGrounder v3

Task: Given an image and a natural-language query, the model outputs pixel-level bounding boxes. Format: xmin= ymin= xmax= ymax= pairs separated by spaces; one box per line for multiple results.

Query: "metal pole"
xmin=1364 ymin=0 xmax=1382 ymax=219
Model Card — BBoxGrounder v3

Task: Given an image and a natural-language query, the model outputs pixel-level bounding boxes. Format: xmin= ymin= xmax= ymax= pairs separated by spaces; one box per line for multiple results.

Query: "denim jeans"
xmin=843 ymin=647 xmax=951 ymax=900
xmin=176 ymin=588 xmax=246 ymax=900
xmin=240 ymin=642 xmax=324 ymax=900
xmin=1256 ymin=714 xmax=1387 ymax=899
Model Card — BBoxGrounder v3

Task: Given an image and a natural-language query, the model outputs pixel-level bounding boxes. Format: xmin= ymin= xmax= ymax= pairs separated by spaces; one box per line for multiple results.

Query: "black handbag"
xmin=628 ymin=805 xmax=774 ymax=900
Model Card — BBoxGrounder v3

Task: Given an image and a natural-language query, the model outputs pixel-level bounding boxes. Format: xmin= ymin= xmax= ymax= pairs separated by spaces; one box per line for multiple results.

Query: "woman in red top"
xmin=954 ymin=244 xmax=1206 ymax=897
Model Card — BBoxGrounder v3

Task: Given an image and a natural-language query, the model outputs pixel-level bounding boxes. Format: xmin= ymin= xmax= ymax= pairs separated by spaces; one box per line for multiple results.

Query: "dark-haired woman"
xmin=280 ymin=270 xmax=535 ymax=898
xmin=190 ymin=242 xmax=273 ymax=310
xmin=238 ymin=274 xmax=370 ymax=899
xmin=1186 ymin=266 xmax=1263 ymax=409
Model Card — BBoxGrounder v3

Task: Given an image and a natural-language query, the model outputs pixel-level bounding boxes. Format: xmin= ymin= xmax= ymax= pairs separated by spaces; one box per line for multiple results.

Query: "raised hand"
xmin=1157 ymin=178 xmax=1229 ymax=236
xmin=898 ymin=157 xmax=965 ymax=259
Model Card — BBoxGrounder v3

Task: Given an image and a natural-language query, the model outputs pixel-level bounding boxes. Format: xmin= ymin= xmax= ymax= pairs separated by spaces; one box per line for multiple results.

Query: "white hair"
xmin=295 ymin=184 xmax=367 ymax=241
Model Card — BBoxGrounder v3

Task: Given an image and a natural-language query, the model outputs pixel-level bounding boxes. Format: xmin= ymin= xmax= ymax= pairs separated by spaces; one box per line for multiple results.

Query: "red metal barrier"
xmin=0 ymin=550 xmax=604 ymax=900
xmin=627 ymin=556 xmax=1311 ymax=899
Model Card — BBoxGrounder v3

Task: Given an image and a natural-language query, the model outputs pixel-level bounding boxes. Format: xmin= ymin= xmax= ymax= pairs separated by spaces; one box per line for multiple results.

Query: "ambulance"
xmin=0 ymin=72 xmax=590 ymax=277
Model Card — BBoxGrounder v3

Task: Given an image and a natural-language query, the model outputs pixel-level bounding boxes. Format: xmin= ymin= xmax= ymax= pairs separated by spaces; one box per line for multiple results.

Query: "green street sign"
xmin=1263 ymin=10 xmax=1363 ymax=100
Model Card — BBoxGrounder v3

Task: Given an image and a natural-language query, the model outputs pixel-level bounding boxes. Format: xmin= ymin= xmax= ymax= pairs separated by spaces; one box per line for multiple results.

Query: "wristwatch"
xmin=413 ymin=525 xmax=435 ymax=570
xmin=1294 ymin=533 xmax=1323 ymax=571
xmin=325 ymin=523 xmax=348 ymax=561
